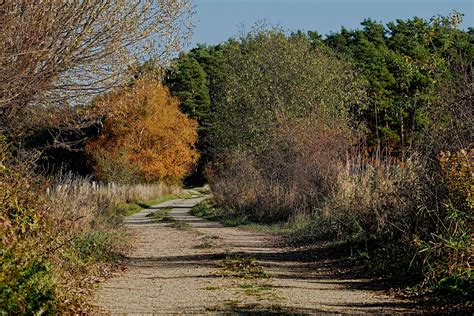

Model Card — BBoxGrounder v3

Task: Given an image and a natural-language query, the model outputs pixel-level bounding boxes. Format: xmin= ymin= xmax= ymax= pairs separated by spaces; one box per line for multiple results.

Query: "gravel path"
xmin=95 ymin=194 xmax=420 ymax=314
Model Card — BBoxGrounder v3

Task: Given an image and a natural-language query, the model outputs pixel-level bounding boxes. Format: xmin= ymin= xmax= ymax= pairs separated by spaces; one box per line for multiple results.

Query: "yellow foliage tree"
xmin=86 ymin=79 xmax=199 ymax=183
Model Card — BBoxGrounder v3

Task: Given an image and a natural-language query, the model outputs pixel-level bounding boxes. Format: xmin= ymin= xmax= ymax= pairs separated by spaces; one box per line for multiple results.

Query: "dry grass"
xmin=319 ymin=156 xmax=423 ymax=243
xmin=50 ymin=173 xmax=181 ymax=206
xmin=44 ymin=174 xmax=181 ymax=309
xmin=1 ymin=153 xmax=181 ymax=314
xmin=208 ymin=119 xmax=352 ymax=222
xmin=289 ymin=153 xmax=472 ymax=296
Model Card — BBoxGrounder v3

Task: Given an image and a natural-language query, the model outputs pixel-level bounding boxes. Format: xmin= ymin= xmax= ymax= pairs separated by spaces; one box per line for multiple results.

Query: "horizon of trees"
xmin=167 ymin=11 xmax=472 ymax=157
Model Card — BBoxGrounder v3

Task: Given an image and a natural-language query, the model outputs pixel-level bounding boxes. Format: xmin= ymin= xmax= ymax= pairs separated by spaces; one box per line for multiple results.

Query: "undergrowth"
xmin=206 ymin=150 xmax=473 ymax=307
xmin=0 ymin=139 xmax=182 ymax=313
xmin=190 ymin=201 xmax=288 ymax=234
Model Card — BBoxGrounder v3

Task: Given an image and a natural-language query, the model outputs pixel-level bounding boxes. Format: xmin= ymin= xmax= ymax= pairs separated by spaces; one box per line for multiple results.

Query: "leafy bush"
xmin=1 ymin=139 xmax=57 ymax=314
xmin=1 ymin=255 xmax=57 ymax=315
xmin=1 ymin=137 xmax=181 ymax=313
xmin=207 ymin=30 xmax=364 ymax=222
xmin=209 ymin=29 xmax=363 ymax=155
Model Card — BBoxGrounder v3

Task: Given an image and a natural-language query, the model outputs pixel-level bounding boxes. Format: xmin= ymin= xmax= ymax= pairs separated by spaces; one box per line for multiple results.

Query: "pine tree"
xmin=166 ymin=54 xmax=211 ymax=130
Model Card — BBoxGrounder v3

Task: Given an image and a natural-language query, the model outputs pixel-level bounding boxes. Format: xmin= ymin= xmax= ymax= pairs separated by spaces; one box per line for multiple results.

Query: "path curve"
xmin=95 ymin=193 xmax=419 ymax=314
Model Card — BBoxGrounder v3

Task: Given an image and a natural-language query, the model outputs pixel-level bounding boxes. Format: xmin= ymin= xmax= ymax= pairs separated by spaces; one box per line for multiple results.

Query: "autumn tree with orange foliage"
xmin=86 ymin=79 xmax=199 ymax=183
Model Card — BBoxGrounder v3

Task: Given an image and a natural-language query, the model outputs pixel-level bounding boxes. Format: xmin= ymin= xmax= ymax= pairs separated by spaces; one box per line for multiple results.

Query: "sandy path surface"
xmin=95 ymin=193 xmax=419 ymax=314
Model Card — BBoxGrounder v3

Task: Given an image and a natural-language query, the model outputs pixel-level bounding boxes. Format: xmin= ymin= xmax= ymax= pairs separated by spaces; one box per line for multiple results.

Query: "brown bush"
xmin=319 ymin=156 xmax=424 ymax=243
xmin=439 ymin=148 xmax=474 ymax=210
xmin=299 ymin=151 xmax=472 ymax=289
xmin=208 ymin=119 xmax=354 ymax=222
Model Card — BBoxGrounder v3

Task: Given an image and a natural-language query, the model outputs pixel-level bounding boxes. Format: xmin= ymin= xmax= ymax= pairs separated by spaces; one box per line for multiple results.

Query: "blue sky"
xmin=188 ymin=0 xmax=473 ymax=48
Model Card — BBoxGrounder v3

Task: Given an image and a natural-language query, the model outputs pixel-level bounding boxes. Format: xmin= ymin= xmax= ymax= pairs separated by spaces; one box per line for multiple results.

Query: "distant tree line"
xmin=166 ymin=12 xmax=472 ymax=158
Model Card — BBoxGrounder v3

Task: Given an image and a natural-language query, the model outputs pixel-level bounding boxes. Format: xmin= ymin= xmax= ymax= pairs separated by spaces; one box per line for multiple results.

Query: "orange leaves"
xmin=439 ymin=148 xmax=474 ymax=209
xmin=86 ymin=79 xmax=199 ymax=183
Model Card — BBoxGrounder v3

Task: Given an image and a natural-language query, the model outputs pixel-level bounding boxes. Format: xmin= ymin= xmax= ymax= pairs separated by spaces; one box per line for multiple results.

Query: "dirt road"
xmin=95 ymin=194 xmax=419 ymax=314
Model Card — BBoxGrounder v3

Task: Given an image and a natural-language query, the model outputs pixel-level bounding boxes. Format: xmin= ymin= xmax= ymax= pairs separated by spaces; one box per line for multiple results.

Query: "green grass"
xmin=195 ymin=242 xmax=213 ymax=249
xmin=190 ymin=202 xmax=289 ymax=235
xmin=239 ymin=222 xmax=291 ymax=235
xmin=137 ymin=192 xmax=192 ymax=210
xmin=144 ymin=206 xmax=192 ymax=229
xmin=168 ymin=221 xmax=191 ymax=230
xmin=113 ymin=192 xmax=192 ymax=217
xmin=73 ymin=230 xmax=128 ymax=263
xmin=190 ymin=202 xmax=251 ymax=227
xmin=218 ymin=255 xmax=268 ymax=279
xmin=145 ymin=207 xmax=174 ymax=222
xmin=239 ymin=283 xmax=275 ymax=300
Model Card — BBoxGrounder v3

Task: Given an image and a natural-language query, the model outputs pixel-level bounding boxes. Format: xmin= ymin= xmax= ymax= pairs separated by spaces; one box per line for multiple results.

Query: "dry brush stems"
xmin=0 ymin=0 xmax=194 ymax=137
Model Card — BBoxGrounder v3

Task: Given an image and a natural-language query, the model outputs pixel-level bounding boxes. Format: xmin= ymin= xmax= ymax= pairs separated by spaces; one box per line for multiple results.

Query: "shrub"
xmin=208 ymin=119 xmax=355 ymax=222
xmin=209 ymin=29 xmax=364 ymax=155
xmin=1 ymin=136 xmax=181 ymax=313
xmin=207 ymin=30 xmax=364 ymax=222
xmin=86 ymin=78 xmax=199 ymax=183
xmin=1 ymin=139 xmax=57 ymax=314
xmin=1 ymin=255 xmax=57 ymax=315
xmin=299 ymin=152 xmax=472 ymax=292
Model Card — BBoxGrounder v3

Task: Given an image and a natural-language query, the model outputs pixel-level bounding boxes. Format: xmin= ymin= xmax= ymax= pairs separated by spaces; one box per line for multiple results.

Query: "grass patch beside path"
xmin=190 ymin=201 xmax=290 ymax=235
xmin=113 ymin=192 xmax=192 ymax=217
